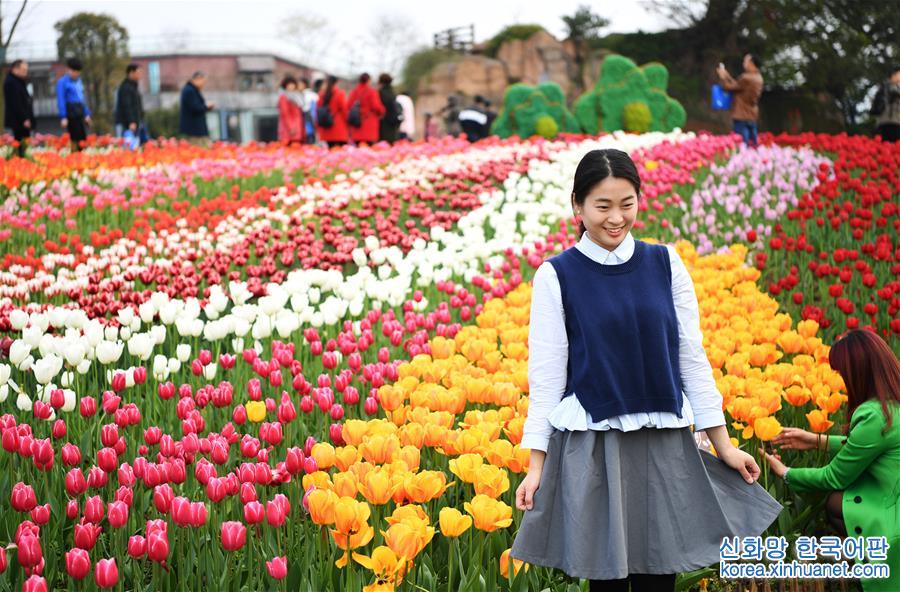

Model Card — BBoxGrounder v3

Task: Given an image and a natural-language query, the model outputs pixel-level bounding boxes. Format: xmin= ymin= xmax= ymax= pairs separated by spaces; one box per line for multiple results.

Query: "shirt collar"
xmin=576 ymin=231 xmax=635 ymax=265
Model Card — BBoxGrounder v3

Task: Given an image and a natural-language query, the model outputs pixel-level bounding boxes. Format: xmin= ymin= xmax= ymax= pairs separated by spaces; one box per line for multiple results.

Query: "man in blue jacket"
xmin=179 ymin=71 xmax=214 ymax=142
xmin=56 ymin=57 xmax=91 ymax=150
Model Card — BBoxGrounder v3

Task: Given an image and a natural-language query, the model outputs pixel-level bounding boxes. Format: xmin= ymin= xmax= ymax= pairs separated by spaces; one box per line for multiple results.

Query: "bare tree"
xmin=367 ymin=12 xmax=421 ymax=77
xmin=279 ymin=12 xmax=334 ymax=70
xmin=1 ymin=0 xmax=30 ymax=63
xmin=639 ymin=0 xmax=707 ymax=28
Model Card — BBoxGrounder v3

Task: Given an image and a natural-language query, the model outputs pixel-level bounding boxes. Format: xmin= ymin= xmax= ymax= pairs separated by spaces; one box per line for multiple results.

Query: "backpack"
xmin=348 ymin=99 xmax=362 ymax=127
xmin=317 ymin=91 xmax=334 ymax=128
xmin=392 ymin=99 xmax=405 ymax=124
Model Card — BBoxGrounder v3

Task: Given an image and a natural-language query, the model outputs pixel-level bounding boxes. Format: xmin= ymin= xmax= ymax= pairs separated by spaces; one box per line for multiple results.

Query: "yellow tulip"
xmin=307 ymin=488 xmax=338 ymax=525
xmin=332 ymin=471 xmax=359 ymax=498
xmin=244 ymin=400 xmax=266 ymax=422
xmin=386 ymin=504 xmax=428 ymax=526
xmin=353 ymin=545 xmax=407 ymax=585
xmin=334 ymin=445 xmax=362 ymax=472
xmin=473 ymin=465 xmax=510 ymax=498
xmin=439 ymin=507 xmax=472 ymax=538
xmin=358 ymin=469 xmax=396 ymax=506
xmin=311 ymin=442 xmax=336 ymax=470
xmin=448 ymin=453 xmax=483 ymax=484
xmin=404 ymin=470 xmax=452 ymax=504
xmin=753 ymin=416 xmax=782 ymax=441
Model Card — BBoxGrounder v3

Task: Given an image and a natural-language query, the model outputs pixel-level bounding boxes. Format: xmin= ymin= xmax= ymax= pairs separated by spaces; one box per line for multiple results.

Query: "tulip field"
xmin=0 ymin=130 xmax=897 ymax=592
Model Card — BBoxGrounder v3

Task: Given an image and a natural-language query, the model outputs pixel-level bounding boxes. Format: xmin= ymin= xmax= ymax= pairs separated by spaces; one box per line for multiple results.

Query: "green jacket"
xmin=787 ymin=400 xmax=900 ymax=592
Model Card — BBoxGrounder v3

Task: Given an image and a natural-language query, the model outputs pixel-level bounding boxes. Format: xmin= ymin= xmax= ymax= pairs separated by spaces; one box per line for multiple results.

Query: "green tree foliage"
xmin=400 ymin=47 xmax=459 ymax=98
xmin=491 ymin=82 xmax=580 ymax=139
xmin=574 ymin=55 xmax=686 ymax=134
xmin=483 ymin=24 xmax=544 ymax=58
xmin=55 ymin=12 xmax=129 ymax=134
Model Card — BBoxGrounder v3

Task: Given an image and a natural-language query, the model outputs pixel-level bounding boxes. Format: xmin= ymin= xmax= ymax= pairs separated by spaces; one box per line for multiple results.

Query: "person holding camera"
xmin=716 ymin=54 xmax=763 ymax=146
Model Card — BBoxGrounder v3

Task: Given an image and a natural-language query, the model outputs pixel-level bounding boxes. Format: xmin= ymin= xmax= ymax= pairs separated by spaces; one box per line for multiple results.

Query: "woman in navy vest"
xmin=510 ymin=149 xmax=782 ymax=591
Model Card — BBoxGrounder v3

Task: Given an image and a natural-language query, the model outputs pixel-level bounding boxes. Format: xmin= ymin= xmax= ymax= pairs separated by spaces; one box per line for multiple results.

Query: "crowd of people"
xmin=3 ymin=53 xmax=900 ymax=153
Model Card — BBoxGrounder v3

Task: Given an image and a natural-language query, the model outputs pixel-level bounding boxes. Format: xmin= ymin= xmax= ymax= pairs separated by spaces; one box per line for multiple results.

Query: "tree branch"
xmin=2 ymin=0 xmax=29 ymax=49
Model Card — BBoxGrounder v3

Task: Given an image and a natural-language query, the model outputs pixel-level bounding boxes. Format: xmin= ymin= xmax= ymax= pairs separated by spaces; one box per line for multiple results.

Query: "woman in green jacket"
xmin=762 ymin=329 xmax=900 ymax=592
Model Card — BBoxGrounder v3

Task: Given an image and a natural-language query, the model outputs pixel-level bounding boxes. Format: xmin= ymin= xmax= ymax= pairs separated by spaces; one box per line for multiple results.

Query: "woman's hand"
xmin=719 ymin=447 xmax=761 ymax=484
xmin=759 ymin=448 xmax=789 ymax=478
xmin=515 ymin=469 xmax=542 ymax=511
xmin=771 ymin=427 xmax=819 ymax=450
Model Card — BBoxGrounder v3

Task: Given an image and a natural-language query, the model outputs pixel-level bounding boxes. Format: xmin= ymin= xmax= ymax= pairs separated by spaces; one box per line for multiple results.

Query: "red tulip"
xmin=128 ymin=535 xmax=147 ymax=559
xmin=79 ymin=396 xmax=97 ymax=417
xmin=30 ymin=504 xmax=50 ymax=526
xmin=66 ymin=500 xmax=79 ymax=520
xmin=220 ymin=521 xmax=246 ymax=551
xmin=61 ymin=443 xmax=81 ymax=466
xmin=97 ymin=447 xmax=118 ymax=473
xmin=266 ymin=499 xmax=286 ymax=527
xmin=22 ymin=575 xmax=48 ymax=592
xmin=94 ymin=558 xmax=118 ymax=589
xmin=65 ymin=548 xmax=91 ymax=580
xmin=84 ymin=496 xmax=105 ymax=523
xmin=0 ymin=546 xmax=6 ymax=573
xmin=16 ymin=532 xmax=42 ymax=569
xmin=147 ymin=531 xmax=169 ymax=563
xmin=11 ymin=482 xmax=37 ymax=512
xmin=74 ymin=521 xmax=102 ymax=550
xmin=52 ymin=419 xmax=67 ymax=439
xmin=243 ymin=500 xmax=264 ymax=524
xmin=108 ymin=500 xmax=129 ymax=528
xmin=266 ymin=556 xmax=287 ymax=580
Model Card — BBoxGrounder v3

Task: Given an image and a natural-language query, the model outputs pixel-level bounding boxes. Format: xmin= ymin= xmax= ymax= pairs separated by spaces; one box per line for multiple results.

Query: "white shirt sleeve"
xmin=520 ymin=261 xmax=569 ymax=452
xmin=667 ymin=246 xmax=726 ymax=431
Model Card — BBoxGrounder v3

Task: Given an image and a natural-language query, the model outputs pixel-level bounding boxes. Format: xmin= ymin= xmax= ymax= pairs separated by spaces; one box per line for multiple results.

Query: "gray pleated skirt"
xmin=510 ymin=427 xmax=783 ymax=580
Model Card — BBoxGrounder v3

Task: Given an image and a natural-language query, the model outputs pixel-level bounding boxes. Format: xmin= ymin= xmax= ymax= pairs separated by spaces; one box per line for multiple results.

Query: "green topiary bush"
xmin=622 ymin=101 xmax=652 ymax=133
xmin=491 ymin=82 xmax=580 ymax=139
xmin=574 ymin=54 xmax=686 ymax=134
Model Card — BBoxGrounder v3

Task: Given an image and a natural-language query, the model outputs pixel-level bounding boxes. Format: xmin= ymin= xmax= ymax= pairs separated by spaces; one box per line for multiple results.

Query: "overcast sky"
xmin=6 ymin=0 xmax=671 ymax=75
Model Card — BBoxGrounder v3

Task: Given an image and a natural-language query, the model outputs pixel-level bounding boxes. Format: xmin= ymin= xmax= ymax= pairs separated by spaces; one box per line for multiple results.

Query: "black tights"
xmin=825 ymin=490 xmax=847 ymax=536
xmin=589 ymin=573 xmax=676 ymax=592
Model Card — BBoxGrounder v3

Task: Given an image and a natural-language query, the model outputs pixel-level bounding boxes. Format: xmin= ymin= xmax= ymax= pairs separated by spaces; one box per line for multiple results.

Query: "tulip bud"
xmin=22 ymin=575 xmax=48 ymax=592
xmin=65 ymin=548 xmax=91 ymax=580
xmin=266 ymin=556 xmax=287 ymax=580
xmin=30 ymin=503 xmax=50 ymax=525
xmin=220 ymin=521 xmax=246 ymax=551
xmin=66 ymin=499 xmax=80 ymax=520
xmin=108 ymin=500 xmax=129 ymax=528
xmin=11 ymin=482 xmax=37 ymax=512
xmin=127 ymin=535 xmax=147 ymax=559
xmin=79 ymin=396 xmax=97 ymax=418
xmin=94 ymin=558 xmax=118 ymax=589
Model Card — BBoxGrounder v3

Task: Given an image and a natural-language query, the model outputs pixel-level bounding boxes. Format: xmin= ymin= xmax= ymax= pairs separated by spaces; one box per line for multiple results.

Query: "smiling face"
xmin=572 ymin=175 xmax=639 ymax=251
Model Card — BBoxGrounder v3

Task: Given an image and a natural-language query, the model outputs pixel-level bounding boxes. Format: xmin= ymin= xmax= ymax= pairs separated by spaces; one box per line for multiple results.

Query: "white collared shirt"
xmin=520 ymin=232 xmax=727 ymax=452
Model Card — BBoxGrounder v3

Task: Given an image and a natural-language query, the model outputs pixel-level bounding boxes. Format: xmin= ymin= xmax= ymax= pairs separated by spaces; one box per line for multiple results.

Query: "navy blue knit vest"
xmin=547 ymin=240 xmax=683 ymax=423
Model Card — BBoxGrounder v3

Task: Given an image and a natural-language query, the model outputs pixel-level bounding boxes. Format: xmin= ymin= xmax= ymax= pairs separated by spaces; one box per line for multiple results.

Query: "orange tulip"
xmin=307 ymin=488 xmax=338 ymax=525
xmin=500 ymin=548 xmax=529 ymax=578
xmin=806 ymin=409 xmax=834 ymax=433
xmin=464 ymin=494 xmax=513 ymax=532
xmin=783 ymin=385 xmax=811 ymax=407
xmin=353 ymin=545 xmax=407 ymax=588
xmin=358 ymin=469 xmax=396 ymax=506
xmin=311 ymin=442 xmax=336 ymax=470
xmin=472 ymin=465 xmax=510 ymax=498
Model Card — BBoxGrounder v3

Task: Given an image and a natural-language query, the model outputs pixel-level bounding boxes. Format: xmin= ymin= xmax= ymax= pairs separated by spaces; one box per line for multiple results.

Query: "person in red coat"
xmin=277 ymin=75 xmax=304 ymax=144
xmin=346 ymin=73 xmax=385 ymax=145
xmin=317 ymin=75 xmax=349 ymax=147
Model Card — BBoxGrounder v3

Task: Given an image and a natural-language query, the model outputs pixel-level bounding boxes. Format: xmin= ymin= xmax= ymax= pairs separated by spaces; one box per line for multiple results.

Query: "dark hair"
xmin=378 ymin=73 xmax=392 ymax=86
xmin=313 ymin=78 xmax=323 ymax=92
xmin=299 ymin=77 xmax=310 ymax=87
xmin=10 ymin=59 xmax=25 ymax=70
xmin=66 ymin=57 xmax=83 ymax=71
xmin=571 ymin=149 xmax=642 ymax=235
xmin=829 ymin=329 xmax=900 ymax=433
xmin=747 ymin=53 xmax=762 ymax=69
xmin=359 ymin=73 xmax=370 ymax=84
xmin=890 ymin=65 xmax=900 ymax=77
xmin=191 ymin=71 xmax=206 ymax=80
xmin=280 ymin=75 xmax=298 ymax=90
xmin=126 ymin=63 xmax=140 ymax=75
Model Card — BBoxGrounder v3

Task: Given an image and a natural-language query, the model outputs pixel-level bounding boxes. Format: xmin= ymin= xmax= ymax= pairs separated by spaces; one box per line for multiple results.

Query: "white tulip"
xmin=150 ymin=325 xmax=166 ymax=345
xmin=0 ymin=363 xmax=9 ymax=386
xmin=176 ymin=343 xmax=191 ymax=362
xmin=251 ymin=315 xmax=272 ymax=340
xmin=120 ymin=327 xmax=132 ymax=341
xmin=96 ymin=340 xmax=124 ymax=365
xmin=9 ymin=309 xmax=28 ymax=330
xmin=76 ymin=359 xmax=92 ymax=375
xmin=23 ymin=324 xmax=43 ymax=347
xmin=118 ymin=307 xmax=135 ymax=327
xmin=203 ymin=363 xmax=217 ymax=380
xmin=0 ymin=384 xmax=7 ymax=403
xmin=60 ymin=371 xmax=74 ymax=387
xmin=16 ymin=393 xmax=32 ymax=411
xmin=104 ymin=326 xmax=118 ymax=341
xmin=33 ymin=353 xmax=63 ymax=384
xmin=62 ymin=389 xmax=76 ymax=412
xmin=84 ymin=322 xmax=104 ymax=347
xmin=63 ymin=342 xmax=86 ymax=367
xmin=49 ymin=307 xmax=68 ymax=328
xmin=127 ymin=333 xmax=154 ymax=360
xmin=232 ymin=338 xmax=244 ymax=353
xmin=139 ymin=300 xmax=157 ymax=323
xmin=167 ymin=358 xmax=181 ymax=374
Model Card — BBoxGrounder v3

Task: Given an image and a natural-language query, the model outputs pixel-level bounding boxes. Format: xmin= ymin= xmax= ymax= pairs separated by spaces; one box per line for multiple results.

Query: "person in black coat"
xmin=377 ymin=73 xmax=400 ymax=144
xmin=115 ymin=63 xmax=145 ymax=145
xmin=179 ymin=71 xmax=214 ymax=140
xmin=3 ymin=60 xmax=34 ymax=156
